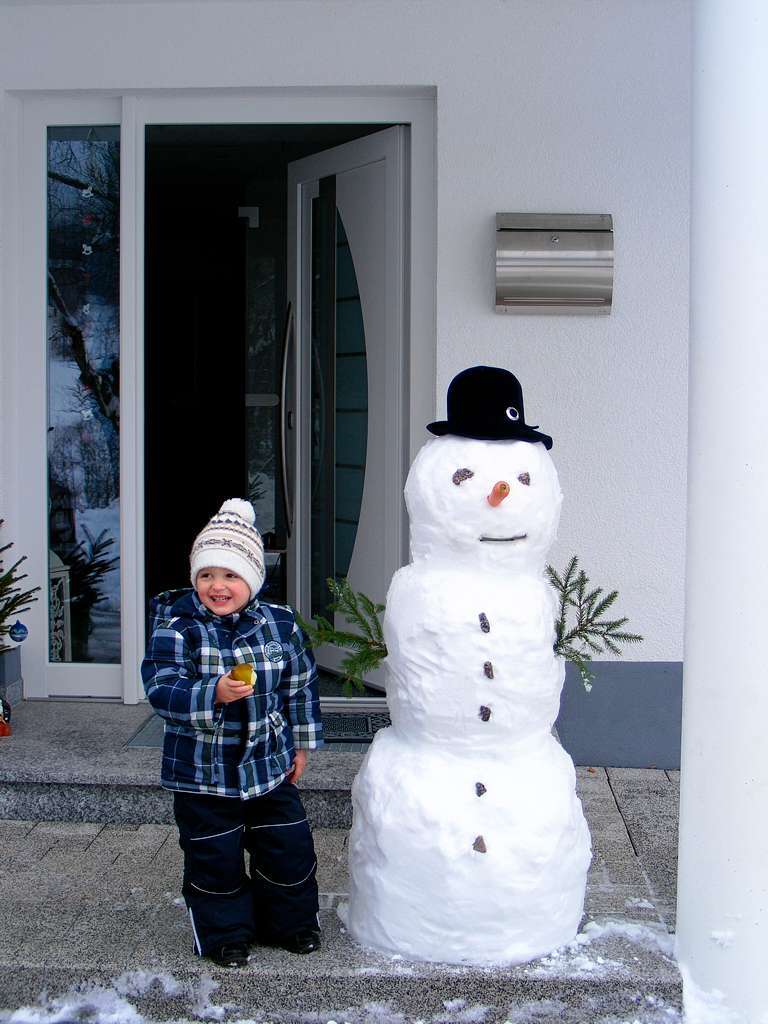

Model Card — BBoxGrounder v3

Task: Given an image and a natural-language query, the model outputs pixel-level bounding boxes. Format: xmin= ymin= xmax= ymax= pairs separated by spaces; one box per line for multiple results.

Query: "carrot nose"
xmin=487 ymin=481 xmax=510 ymax=506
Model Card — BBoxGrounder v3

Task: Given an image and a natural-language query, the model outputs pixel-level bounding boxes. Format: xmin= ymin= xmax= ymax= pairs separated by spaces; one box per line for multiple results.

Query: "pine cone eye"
xmin=518 ymin=472 xmax=530 ymax=486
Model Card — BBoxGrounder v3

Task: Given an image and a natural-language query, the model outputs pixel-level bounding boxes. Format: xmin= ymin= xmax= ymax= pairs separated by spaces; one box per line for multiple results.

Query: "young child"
xmin=141 ymin=498 xmax=324 ymax=968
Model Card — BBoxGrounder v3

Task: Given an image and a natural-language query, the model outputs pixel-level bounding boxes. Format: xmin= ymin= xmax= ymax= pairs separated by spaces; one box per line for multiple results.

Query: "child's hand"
xmin=215 ymin=672 xmax=254 ymax=704
xmin=287 ymin=749 xmax=308 ymax=783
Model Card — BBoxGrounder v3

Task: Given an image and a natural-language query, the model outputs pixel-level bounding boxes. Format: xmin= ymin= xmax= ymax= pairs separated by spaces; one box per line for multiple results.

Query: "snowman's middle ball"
xmin=406 ymin=435 xmax=562 ymax=571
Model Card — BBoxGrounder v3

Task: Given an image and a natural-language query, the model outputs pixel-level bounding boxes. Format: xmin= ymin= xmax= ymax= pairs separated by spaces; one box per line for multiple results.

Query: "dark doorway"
xmin=144 ymin=123 xmax=387 ymax=608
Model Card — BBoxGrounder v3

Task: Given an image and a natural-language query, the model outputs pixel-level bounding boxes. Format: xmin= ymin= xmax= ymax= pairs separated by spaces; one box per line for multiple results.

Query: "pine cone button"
xmin=479 ymin=705 xmax=491 ymax=722
xmin=483 ymin=661 xmax=494 ymax=679
xmin=473 ymin=835 xmax=487 ymax=853
xmin=479 ymin=613 xmax=490 ymax=633
xmin=475 ymin=783 xmax=487 ymax=797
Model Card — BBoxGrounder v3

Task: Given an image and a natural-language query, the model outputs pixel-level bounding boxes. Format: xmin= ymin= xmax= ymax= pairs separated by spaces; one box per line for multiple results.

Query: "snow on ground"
xmin=523 ymin=919 xmax=675 ymax=981
xmin=0 ymin=920 xmax=688 ymax=1024
xmin=0 ymin=971 xmax=231 ymax=1024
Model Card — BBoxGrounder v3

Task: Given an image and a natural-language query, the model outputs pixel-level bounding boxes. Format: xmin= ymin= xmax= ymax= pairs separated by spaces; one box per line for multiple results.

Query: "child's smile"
xmin=195 ymin=568 xmax=251 ymax=615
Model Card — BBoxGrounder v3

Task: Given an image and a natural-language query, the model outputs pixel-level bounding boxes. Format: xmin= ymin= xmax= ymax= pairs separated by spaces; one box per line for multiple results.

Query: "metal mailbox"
xmin=495 ymin=213 xmax=613 ymax=315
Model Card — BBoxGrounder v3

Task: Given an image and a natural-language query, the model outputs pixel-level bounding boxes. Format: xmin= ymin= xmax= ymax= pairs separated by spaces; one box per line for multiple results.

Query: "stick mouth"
xmin=478 ymin=534 xmax=527 ymax=543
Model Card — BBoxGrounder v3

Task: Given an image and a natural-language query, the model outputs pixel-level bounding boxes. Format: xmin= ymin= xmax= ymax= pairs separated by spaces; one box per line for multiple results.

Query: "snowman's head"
xmin=405 ymin=435 xmax=562 ymax=570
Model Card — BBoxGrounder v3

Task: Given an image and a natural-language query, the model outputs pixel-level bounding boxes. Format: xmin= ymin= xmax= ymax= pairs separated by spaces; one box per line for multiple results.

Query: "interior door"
xmin=286 ymin=126 xmax=408 ymax=687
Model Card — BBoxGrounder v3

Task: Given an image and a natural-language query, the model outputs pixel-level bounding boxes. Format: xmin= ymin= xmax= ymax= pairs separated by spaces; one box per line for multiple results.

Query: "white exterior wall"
xmin=0 ymin=0 xmax=690 ymax=663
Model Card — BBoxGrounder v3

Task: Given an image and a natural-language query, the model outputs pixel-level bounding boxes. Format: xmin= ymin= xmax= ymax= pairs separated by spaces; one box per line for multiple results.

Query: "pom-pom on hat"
xmin=190 ymin=498 xmax=265 ymax=600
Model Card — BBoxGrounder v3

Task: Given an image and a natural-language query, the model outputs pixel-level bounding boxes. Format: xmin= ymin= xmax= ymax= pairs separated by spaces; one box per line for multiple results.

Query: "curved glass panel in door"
xmin=311 ymin=201 xmax=368 ymax=619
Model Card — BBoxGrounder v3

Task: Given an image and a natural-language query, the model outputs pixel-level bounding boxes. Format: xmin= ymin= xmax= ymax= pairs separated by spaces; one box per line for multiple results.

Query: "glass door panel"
xmin=46 ymin=126 xmax=121 ymax=664
xmin=334 ymin=213 xmax=368 ymax=580
xmin=309 ymin=184 xmax=368 ymax=623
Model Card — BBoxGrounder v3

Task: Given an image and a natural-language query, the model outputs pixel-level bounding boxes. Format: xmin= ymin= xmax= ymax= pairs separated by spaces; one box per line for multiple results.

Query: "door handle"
xmin=280 ymin=303 xmax=295 ymax=537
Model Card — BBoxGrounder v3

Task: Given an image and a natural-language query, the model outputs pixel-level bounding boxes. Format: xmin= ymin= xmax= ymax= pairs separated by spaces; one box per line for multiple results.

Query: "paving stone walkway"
xmin=0 ymin=768 xmax=681 ymax=1023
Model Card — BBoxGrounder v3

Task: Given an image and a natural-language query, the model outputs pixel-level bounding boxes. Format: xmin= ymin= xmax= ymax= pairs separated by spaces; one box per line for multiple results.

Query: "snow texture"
xmin=345 ymin=436 xmax=591 ymax=964
xmin=1 ymin=971 xmax=231 ymax=1024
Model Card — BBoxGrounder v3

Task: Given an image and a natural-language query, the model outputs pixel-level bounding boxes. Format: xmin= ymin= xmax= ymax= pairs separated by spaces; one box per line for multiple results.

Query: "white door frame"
xmin=11 ymin=95 xmax=124 ymax=699
xmin=3 ymin=89 xmax=437 ymax=703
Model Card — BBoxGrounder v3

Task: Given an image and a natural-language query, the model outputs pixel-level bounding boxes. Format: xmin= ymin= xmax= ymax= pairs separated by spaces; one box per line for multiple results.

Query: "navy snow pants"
xmin=173 ymin=781 xmax=319 ymax=956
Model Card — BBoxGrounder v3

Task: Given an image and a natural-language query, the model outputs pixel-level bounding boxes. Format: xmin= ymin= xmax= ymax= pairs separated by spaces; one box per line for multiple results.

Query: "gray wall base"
xmin=556 ymin=661 xmax=682 ymax=769
xmin=0 ymin=646 xmax=22 ymax=706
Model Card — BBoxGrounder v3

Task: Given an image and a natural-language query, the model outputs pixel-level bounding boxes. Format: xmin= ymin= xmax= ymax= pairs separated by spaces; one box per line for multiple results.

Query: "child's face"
xmin=195 ymin=567 xmax=251 ymax=615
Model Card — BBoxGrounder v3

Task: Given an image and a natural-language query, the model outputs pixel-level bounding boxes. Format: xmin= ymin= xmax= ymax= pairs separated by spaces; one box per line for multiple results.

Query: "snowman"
xmin=343 ymin=366 xmax=591 ymax=965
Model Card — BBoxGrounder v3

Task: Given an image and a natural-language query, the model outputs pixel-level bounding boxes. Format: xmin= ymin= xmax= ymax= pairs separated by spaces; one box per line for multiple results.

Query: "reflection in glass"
xmin=243 ymin=228 xmax=287 ymax=602
xmin=46 ymin=127 xmax=120 ymax=663
xmin=334 ymin=214 xmax=367 ymax=579
xmin=310 ymin=195 xmax=368 ymax=618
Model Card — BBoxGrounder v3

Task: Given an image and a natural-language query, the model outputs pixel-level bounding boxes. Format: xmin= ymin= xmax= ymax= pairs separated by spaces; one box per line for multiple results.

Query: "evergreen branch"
xmin=0 ymin=519 xmax=41 ymax=652
xmin=590 ymin=590 xmax=619 ymax=620
xmin=544 ymin=564 xmax=565 ymax=591
xmin=300 ymin=559 xmax=641 ymax=698
xmin=297 ymin=577 xmax=388 ymax=692
xmin=546 ymin=555 xmax=643 ymax=692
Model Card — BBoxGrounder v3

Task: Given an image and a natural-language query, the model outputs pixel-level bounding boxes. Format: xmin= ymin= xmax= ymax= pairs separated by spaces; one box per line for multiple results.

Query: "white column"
xmin=677 ymin=1 xmax=768 ymax=1021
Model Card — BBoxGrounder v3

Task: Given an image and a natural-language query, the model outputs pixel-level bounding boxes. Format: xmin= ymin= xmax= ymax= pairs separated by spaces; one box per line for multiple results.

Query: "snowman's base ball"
xmin=345 ymin=729 xmax=592 ymax=965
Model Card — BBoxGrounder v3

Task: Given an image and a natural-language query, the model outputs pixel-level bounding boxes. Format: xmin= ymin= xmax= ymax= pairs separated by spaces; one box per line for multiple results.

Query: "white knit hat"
xmin=189 ymin=499 xmax=265 ymax=600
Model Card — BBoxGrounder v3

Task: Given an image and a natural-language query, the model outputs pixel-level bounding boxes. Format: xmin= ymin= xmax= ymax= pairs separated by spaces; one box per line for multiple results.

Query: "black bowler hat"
xmin=427 ymin=366 xmax=553 ymax=449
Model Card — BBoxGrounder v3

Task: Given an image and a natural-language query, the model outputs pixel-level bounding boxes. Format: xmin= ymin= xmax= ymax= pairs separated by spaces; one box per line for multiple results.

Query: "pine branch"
xmin=299 ymin=560 xmax=641 ymax=698
xmin=546 ymin=555 xmax=643 ymax=692
xmin=0 ymin=519 xmax=41 ymax=652
xmin=297 ymin=577 xmax=388 ymax=692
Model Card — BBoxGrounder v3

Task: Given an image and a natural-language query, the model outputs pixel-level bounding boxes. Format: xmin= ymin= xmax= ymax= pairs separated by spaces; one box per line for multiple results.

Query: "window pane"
xmin=47 ymin=126 xmax=121 ymax=664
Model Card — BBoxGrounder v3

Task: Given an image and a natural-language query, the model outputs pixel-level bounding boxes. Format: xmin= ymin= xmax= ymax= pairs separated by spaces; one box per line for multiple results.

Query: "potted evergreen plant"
xmin=0 ymin=519 xmax=41 ymax=706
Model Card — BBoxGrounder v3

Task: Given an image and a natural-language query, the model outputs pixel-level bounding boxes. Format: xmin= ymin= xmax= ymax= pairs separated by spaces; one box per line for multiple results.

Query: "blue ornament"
xmin=8 ymin=620 xmax=28 ymax=644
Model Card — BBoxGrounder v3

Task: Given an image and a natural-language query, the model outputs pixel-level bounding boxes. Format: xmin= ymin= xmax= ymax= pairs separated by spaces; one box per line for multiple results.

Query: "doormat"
xmin=126 ymin=710 xmax=391 ymax=748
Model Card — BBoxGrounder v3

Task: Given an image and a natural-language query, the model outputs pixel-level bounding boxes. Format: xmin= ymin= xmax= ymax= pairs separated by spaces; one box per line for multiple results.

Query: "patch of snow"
xmin=111 ymin=971 xmax=184 ymax=999
xmin=522 ymin=917 xmax=675 ymax=981
xmin=3 ymin=980 xmax=146 ymax=1023
xmin=187 ymin=974 xmax=234 ymax=1021
xmin=575 ymin=919 xmax=675 ymax=957
xmin=625 ymin=897 xmax=656 ymax=911
xmin=709 ymin=931 xmax=735 ymax=950
xmin=436 ymin=1006 xmax=487 ymax=1023
xmin=499 ymin=1000 xmax=569 ymax=1023
xmin=0 ymin=970 xmax=232 ymax=1024
xmin=526 ymin=947 xmax=627 ymax=979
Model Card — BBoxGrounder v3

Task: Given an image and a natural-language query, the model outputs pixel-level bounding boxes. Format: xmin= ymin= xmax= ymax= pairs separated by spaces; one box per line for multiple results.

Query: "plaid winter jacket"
xmin=141 ymin=589 xmax=324 ymax=799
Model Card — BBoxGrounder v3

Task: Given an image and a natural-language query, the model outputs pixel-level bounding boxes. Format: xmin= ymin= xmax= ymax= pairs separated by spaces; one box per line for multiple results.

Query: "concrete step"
xmin=0 ymin=771 xmax=355 ymax=829
xmin=1 ymin=917 xmax=683 ymax=1024
xmin=1 ymin=703 xmax=684 ymax=1021
xmin=0 ymin=701 xmax=360 ymax=827
xmin=0 ymin=823 xmax=681 ymax=1024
